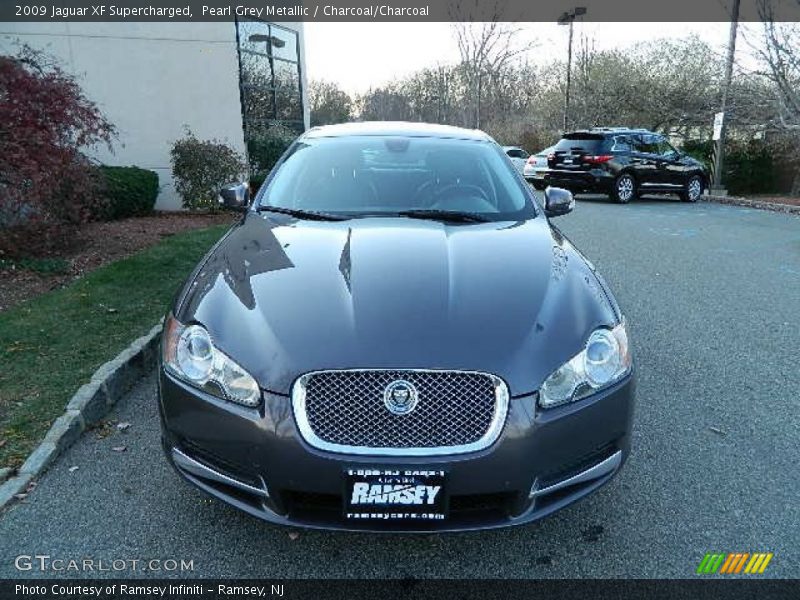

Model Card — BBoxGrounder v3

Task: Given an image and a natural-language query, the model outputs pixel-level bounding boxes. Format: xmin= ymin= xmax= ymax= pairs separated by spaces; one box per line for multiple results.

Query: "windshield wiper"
xmin=256 ymin=206 xmax=350 ymax=221
xmin=394 ymin=209 xmax=491 ymax=223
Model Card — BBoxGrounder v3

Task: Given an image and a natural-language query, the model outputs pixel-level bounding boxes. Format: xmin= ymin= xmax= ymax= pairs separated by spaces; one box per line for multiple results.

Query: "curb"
xmin=0 ymin=322 xmax=163 ymax=510
xmin=701 ymin=194 xmax=800 ymax=215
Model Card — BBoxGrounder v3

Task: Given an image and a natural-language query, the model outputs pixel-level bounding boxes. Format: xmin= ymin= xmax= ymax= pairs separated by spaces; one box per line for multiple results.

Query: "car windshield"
xmin=258 ymin=135 xmax=536 ymax=221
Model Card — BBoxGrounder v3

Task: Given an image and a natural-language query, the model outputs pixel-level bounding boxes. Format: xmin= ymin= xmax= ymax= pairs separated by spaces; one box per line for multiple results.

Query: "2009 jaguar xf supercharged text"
xmin=158 ymin=122 xmax=635 ymax=531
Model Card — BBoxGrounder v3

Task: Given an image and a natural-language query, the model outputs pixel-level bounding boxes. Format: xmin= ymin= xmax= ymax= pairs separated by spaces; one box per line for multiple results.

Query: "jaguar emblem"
xmin=383 ymin=380 xmax=419 ymax=416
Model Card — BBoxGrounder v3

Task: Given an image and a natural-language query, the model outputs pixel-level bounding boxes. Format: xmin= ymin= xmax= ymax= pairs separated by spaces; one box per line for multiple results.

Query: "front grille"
xmin=292 ymin=370 xmax=508 ymax=455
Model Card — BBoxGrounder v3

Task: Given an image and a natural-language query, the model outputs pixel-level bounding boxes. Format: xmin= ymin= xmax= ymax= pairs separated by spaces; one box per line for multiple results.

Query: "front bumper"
xmin=159 ymin=370 xmax=635 ymax=532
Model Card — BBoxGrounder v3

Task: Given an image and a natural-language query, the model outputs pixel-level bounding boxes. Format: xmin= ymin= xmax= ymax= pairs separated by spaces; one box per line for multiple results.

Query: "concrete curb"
xmin=0 ymin=322 xmax=163 ymax=510
xmin=702 ymin=193 xmax=800 ymax=215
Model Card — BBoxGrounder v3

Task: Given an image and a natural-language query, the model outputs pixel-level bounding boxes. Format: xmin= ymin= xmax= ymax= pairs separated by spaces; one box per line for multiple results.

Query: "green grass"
xmin=0 ymin=224 xmax=229 ymax=470
xmin=0 ymin=257 xmax=71 ymax=275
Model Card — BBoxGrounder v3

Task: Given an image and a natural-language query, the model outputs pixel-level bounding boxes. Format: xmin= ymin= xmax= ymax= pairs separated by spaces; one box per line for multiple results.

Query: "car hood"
xmin=684 ymin=155 xmax=705 ymax=169
xmin=175 ymin=213 xmax=619 ymax=397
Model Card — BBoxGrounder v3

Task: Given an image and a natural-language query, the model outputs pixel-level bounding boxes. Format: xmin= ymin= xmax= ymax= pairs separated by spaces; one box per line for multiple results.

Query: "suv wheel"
xmin=612 ymin=173 xmax=636 ymax=204
xmin=681 ymin=174 xmax=704 ymax=203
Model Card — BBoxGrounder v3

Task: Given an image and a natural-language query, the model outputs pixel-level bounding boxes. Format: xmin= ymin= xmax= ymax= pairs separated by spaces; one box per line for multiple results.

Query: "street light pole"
xmin=711 ymin=0 xmax=741 ymax=192
xmin=558 ymin=7 xmax=586 ymax=132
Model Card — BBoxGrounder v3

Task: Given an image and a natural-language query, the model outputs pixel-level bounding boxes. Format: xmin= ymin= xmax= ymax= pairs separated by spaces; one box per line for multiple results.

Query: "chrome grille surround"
xmin=291 ymin=369 xmax=509 ymax=456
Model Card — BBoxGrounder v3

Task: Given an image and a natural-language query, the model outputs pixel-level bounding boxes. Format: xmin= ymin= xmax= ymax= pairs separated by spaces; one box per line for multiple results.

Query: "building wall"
xmin=0 ymin=22 xmax=309 ymax=210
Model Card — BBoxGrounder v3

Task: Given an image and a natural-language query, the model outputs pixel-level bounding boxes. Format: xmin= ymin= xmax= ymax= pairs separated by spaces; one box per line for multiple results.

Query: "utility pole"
xmin=564 ymin=18 xmax=574 ymax=131
xmin=476 ymin=70 xmax=482 ymax=129
xmin=558 ymin=7 xmax=586 ymax=132
xmin=711 ymin=0 xmax=741 ymax=192
xmin=440 ymin=71 xmax=448 ymax=124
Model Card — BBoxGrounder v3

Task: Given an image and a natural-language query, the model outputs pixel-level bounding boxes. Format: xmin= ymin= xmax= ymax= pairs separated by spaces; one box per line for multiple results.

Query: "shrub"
xmin=170 ymin=130 xmax=245 ymax=211
xmin=682 ymin=139 xmax=779 ymax=195
xmin=98 ymin=166 xmax=159 ymax=220
xmin=0 ymin=45 xmax=115 ymax=257
xmin=517 ymin=128 xmax=560 ymax=154
xmin=681 ymin=139 xmax=713 ymax=168
xmin=247 ymin=124 xmax=298 ymax=177
xmin=484 ymin=121 xmax=558 ymax=154
xmin=249 ymin=173 xmax=268 ymax=195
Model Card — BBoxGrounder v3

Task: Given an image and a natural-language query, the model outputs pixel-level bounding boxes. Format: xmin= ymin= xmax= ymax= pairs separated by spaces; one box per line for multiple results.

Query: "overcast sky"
xmin=304 ymin=22 xmax=739 ymax=94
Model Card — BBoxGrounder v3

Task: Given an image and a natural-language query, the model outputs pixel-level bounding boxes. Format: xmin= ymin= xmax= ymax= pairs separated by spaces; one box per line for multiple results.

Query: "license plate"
xmin=563 ymin=157 xmax=573 ymax=164
xmin=344 ymin=468 xmax=447 ymax=522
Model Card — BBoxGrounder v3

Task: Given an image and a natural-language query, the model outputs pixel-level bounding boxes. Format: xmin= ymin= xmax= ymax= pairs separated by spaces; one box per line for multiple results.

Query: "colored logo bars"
xmin=697 ymin=552 xmax=773 ymax=575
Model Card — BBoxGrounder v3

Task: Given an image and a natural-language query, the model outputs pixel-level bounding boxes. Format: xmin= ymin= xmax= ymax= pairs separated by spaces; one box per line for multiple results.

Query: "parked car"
xmin=523 ymin=145 xmax=556 ymax=190
xmin=159 ymin=122 xmax=634 ymax=532
xmin=502 ymin=145 xmax=529 ymax=175
xmin=543 ymin=128 xmax=707 ymax=203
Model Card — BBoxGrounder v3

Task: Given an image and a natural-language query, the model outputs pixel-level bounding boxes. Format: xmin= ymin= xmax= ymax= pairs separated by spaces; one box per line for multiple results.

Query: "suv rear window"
xmin=554 ymin=134 xmax=609 ymax=153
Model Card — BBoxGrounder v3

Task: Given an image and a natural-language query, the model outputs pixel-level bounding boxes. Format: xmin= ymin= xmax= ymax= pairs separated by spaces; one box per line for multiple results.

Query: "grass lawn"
xmin=0 ymin=258 xmax=71 ymax=275
xmin=0 ymin=224 xmax=230 ymax=470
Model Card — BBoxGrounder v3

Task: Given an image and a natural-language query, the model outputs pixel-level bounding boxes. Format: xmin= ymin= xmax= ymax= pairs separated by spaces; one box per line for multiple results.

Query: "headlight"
xmin=539 ymin=321 xmax=631 ymax=408
xmin=162 ymin=315 xmax=261 ymax=408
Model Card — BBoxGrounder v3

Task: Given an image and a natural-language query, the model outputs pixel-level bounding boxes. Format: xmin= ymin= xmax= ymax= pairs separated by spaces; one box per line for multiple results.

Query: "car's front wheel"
xmin=611 ymin=173 xmax=636 ymax=204
xmin=681 ymin=174 xmax=704 ymax=203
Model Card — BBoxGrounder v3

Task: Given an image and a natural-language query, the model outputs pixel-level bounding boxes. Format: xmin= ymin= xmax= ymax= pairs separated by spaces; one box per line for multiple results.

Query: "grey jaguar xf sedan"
xmin=159 ymin=122 xmax=635 ymax=531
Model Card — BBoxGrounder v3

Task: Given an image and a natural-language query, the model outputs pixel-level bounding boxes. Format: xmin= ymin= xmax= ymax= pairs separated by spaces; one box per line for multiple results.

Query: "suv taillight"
xmin=547 ymin=153 xmax=556 ymax=161
xmin=527 ymin=155 xmax=537 ymax=164
xmin=584 ymin=155 xmax=613 ymax=165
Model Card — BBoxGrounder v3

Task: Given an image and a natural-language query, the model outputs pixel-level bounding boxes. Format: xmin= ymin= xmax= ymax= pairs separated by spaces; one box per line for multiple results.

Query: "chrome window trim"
xmin=291 ymin=369 xmax=510 ymax=456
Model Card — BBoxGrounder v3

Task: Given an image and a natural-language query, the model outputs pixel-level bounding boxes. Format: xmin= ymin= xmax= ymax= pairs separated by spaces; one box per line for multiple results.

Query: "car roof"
xmin=565 ymin=127 xmax=655 ymax=137
xmin=303 ymin=121 xmax=493 ymax=142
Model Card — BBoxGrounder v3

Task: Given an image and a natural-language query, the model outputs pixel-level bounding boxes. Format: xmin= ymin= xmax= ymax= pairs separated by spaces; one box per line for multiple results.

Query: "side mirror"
xmin=219 ymin=182 xmax=250 ymax=212
xmin=543 ymin=186 xmax=575 ymax=218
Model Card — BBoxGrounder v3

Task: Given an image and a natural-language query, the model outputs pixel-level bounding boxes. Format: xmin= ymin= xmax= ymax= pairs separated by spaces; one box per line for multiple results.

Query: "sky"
xmin=304 ymin=22 xmax=739 ymax=95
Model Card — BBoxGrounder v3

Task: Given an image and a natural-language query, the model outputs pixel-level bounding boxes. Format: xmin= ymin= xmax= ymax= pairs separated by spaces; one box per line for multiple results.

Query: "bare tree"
xmin=548 ymin=36 xmax=725 ymax=135
xmin=450 ymin=1 xmax=534 ymax=128
xmin=754 ymin=0 xmax=800 ymax=130
xmin=397 ymin=65 xmax=458 ymax=123
xmin=751 ymin=0 xmax=800 ymax=193
xmin=309 ymin=80 xmax=352 ymax=127
xmin=357 ymin=85 xmax=414 ymax=122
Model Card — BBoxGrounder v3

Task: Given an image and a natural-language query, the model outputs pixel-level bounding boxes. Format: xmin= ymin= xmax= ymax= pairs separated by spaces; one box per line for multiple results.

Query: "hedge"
xmin=247 ymin=124 xmax=298 ymax=178
xmin=250 ymin=172 xmax=268 ymax=195
xmin=98 ymin=166 xmax=159 ymax=220
xmin=681 ymin=139 xmax=780 ymax=196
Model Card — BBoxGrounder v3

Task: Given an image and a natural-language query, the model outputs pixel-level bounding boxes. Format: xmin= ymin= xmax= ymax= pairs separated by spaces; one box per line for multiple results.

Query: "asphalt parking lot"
xmin=1 ymin=196 xmax=798 ymax=579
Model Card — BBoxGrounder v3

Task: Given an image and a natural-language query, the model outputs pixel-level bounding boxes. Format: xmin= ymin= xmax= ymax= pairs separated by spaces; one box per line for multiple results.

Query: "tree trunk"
xmin=792 ymin=169 xmax=800 ymax=197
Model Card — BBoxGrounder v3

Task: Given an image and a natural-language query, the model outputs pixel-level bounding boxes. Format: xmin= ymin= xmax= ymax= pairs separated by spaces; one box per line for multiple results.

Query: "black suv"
xmin=543 ymin=128 xmax=707 ymax=203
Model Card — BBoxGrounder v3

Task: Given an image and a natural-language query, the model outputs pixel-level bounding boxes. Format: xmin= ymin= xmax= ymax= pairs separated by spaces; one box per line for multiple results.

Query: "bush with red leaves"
xmin=0 ymin=45 xmax=115 ymax=258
